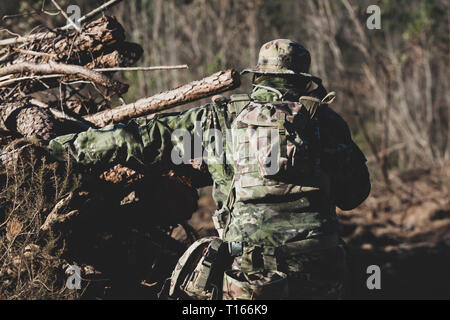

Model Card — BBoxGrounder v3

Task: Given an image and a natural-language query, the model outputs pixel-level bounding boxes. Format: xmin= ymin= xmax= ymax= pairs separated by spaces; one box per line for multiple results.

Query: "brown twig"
xmin=93 ymin=65 xmax=188 ymax=72
xmin=0 ymin=61 xmax=128 ymax=93
xmin=0 ymin=74 xmax=62 ymax=88
xmin=40 ymin=193 xmax=79 ymax=232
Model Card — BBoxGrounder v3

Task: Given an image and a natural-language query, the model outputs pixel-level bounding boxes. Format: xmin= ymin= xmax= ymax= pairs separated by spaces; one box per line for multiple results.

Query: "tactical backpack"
xmin=230 ymin=92 xmax=336 ymax=203
xmin=162 ymin=92 xmax=337 ymax=300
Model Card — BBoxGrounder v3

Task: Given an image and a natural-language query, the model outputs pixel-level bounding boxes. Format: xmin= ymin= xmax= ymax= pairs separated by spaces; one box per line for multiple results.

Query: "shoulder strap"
xmin=228 ymin=94 xmax=251 ymax=115
xmin=194 ymin=238 xmax=224 ymax=291
xmin=299 ymin=92 xmax=336 ymax=119
xmin=298 ymin=91 xmax=336 ymax=178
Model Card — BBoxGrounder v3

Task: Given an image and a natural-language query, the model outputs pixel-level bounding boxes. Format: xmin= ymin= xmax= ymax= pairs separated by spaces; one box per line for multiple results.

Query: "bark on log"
xmin=83 ymin=69 xmax=241 ymax=127
xmin=29 ymin=99 xmax=92 ymax=131
xmin=0 ymin=101 xmax=58 ymax=140
xmin=68 ymin=0 xmax=124 ymax=30
xmin=83 ymin=42 xmax=143 ymax=69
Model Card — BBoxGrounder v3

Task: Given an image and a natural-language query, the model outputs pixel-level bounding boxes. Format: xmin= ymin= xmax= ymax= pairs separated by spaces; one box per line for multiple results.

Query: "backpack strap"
xmin=194 ymin=238 xmax=224 ymax=291
xmin=298 ymin=91 xmax=336 ymax=177
xmin=228 ymin=94 xmax=251 ymax=116
xmin=299 ymin=91 xmax=336 ymax=118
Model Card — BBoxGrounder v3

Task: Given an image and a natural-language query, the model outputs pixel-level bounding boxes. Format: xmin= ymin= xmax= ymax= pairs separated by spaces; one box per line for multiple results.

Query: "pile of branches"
xmin=0 ymin=7 xmax=143 ymax=140
xmin=0 ymin=0 xmax=240 ymax=299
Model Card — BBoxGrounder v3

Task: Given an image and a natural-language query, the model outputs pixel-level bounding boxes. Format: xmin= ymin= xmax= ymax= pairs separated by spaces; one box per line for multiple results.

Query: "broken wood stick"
xmin=0 ymin=64 xmax=184 ymax=88
xmin=83 ymin=69 xmax=241 ymax=127
xmin=0 ymin=74 xmax=61 ymax=88
xmin=0 ymin=61 xmax=128 ymax=93
xmin=41 ymin=193 xmax=79 ymax=232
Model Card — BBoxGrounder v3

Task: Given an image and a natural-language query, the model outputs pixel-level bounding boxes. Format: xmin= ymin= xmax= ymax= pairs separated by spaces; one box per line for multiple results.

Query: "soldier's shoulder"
xmin=318 ymin=105 xmax=352 ymax=143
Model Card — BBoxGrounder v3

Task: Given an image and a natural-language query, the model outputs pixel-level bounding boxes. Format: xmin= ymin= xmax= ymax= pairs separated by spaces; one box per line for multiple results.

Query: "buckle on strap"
xmin=228 ymin=241 xmax=247 ymax=257
xmin=201 ymin=238 xmax=223 ymax=267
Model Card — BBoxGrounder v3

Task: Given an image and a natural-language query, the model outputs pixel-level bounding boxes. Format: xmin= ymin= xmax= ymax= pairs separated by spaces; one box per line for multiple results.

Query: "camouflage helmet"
xmin=242 ymin=39 xmax=311 ymax=76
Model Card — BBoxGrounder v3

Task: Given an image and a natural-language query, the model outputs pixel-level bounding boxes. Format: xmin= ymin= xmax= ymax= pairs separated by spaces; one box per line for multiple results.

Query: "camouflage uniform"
xmin=48 ymin=39 xmax=370 ymax=299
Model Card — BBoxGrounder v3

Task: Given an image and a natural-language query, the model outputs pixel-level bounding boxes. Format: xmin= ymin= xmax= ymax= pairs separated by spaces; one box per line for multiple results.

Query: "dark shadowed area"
xmin=0 ymin=0 xmax=448 ymax=299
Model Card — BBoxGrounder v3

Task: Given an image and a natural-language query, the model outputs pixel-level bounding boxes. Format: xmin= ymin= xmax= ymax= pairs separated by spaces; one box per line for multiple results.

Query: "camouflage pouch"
xmin=167 ymin=237 xmax=232 ymax=300
xmin=231 ymin=101 xmax=316 ymax=202
xmin=222 ymin=269 xmax=288 ymax=300
xmin=230 ymin=93 xmax=336 ymax=203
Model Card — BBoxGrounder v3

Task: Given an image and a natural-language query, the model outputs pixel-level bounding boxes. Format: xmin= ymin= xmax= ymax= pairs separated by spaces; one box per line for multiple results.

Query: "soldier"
xmin=47 ymin=39 xmax=370 ymax=299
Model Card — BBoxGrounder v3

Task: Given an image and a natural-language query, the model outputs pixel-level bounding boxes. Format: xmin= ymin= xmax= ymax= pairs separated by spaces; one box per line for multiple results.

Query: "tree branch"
xmin=0 ymin=61 xmax=128 ymax=93
xmin=93 ymin=65 xmax=188 ymax=72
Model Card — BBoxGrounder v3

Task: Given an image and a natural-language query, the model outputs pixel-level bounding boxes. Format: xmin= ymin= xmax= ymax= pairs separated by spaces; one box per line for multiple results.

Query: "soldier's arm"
xmin=48 ymin=105 xmax=216 ymax=171
xmin=320 ymin=106 xmax=371 ymax=210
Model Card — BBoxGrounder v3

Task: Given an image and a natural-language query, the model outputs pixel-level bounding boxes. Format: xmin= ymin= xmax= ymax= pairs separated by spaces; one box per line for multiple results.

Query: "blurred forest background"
xmin=0 ymin=0 xmax=449 ymax=299
xmin=2 ymin=0 xmax=448 ymax=179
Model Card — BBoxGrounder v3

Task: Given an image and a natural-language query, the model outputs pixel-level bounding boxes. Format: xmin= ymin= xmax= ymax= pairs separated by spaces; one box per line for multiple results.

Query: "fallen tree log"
xmin=83 ymin=69 xmax=240 ymax=127
xmin=0 ymin=101 xmax=58 ymax=140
